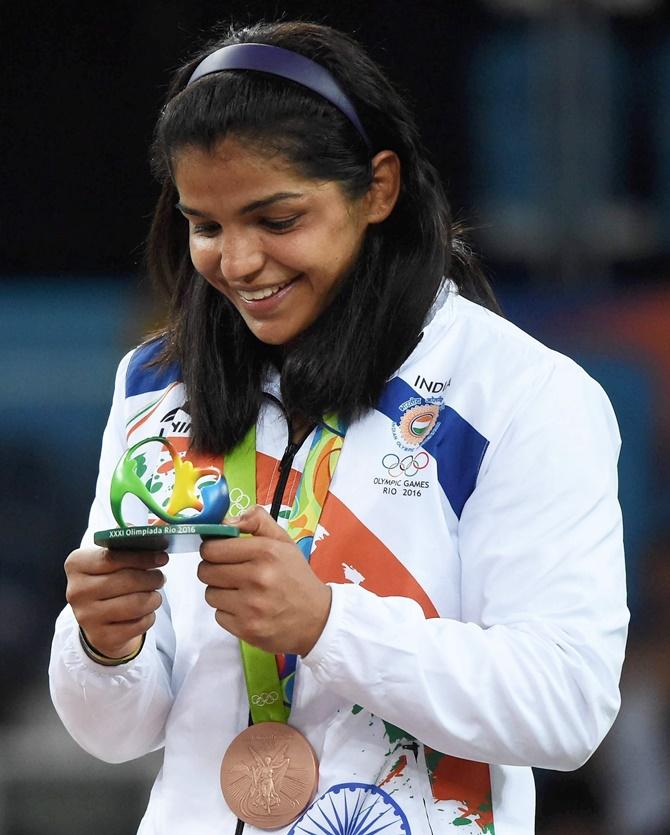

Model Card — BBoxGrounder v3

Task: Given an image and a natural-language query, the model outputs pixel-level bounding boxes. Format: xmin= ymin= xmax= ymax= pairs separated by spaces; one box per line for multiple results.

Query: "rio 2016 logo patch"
xmin=392 ymin=398 xmax=443 ymax=451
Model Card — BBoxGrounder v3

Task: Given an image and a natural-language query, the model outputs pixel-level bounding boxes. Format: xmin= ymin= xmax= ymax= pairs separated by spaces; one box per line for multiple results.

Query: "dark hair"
xmin=147 ymin=20 xmax=499 ymax=453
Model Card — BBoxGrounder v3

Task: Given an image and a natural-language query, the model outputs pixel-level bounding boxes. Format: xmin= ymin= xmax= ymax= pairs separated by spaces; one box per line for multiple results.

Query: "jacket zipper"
xmin=269 ymin=438 xmax=302 ymax=520
xmin=264 ymin=392 xmax=313 ymax=519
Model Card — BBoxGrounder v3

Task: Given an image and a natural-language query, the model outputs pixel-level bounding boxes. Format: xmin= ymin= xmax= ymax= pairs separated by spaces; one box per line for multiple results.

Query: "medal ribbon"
xmin=223 ymin=413 xmax=346 ymax=725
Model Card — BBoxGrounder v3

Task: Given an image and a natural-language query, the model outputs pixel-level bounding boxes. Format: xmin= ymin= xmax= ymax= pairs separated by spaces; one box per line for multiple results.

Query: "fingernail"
xmin=224 ymin=514 xmax=241 ymax=525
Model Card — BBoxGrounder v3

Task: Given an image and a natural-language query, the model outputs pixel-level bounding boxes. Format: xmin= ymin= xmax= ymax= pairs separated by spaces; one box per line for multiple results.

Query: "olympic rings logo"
xmin=228 ymin=487 xmax=251 ymax=517
xmin=381 ymin=451 xmax=429 ymax=478
xmin=251 ymin=691 xmax=280 ymax=706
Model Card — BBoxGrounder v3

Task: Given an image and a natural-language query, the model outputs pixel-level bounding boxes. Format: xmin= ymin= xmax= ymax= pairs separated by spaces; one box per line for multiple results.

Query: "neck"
xmin=290 ymin=416 xmax=313 ymax=445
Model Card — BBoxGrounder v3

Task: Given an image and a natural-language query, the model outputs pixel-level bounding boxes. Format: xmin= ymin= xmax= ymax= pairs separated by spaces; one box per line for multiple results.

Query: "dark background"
xmin=3 ymin=0 xmax=489 ymax=275
xmin=2 ymin=2 xmax=670 ymax=834
xmin=5 ymin=0 xmax=669 ymax=282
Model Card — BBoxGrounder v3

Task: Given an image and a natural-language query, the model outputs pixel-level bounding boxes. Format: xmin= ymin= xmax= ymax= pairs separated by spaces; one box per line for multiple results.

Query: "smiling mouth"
xmin=237 ymin=277 xmax=297 ymax=302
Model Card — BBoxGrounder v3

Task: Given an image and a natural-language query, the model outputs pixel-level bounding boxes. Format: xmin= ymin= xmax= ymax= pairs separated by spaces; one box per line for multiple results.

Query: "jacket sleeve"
xmin=302 ymin=357 xmax=629 ymax=770
xmin=48 ymin=351 xmax=176 ymax=764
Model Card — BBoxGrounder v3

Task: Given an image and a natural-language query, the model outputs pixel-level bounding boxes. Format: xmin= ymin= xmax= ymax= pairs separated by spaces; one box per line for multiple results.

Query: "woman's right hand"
xmin=64 ymin=547 xmax=168 ymax=659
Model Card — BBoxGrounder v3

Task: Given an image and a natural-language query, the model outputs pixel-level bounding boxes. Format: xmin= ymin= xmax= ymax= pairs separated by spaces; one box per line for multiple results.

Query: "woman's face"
xmin=173 ymin=138 xmax=372 ymax=346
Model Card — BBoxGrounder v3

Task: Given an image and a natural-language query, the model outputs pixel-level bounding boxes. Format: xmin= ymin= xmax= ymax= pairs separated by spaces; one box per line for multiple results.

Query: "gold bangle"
xmin=79 ymin=628 xmax=146 ymax=667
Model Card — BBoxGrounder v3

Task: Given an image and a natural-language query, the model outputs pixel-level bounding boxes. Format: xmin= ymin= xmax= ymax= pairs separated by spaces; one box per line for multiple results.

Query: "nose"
xmin=219 ymin=229 xmax=265 ymax=282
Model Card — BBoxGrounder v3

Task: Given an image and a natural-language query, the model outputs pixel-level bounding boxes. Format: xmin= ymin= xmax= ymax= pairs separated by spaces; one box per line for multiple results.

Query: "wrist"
xmin=299 ymin=584 xmax=332 ymax=657
xmin=78 ymin=628 xmax=145 ymax=666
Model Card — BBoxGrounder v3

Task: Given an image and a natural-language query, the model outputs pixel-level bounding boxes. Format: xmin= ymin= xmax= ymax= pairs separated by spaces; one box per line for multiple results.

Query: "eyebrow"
xmin=176 ymin=191 xmax=305 ymax=218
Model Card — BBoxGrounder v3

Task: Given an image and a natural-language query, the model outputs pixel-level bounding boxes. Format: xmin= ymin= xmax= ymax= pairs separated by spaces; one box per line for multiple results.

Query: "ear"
xmin=364 ymin=150 xmax=401 ymax=224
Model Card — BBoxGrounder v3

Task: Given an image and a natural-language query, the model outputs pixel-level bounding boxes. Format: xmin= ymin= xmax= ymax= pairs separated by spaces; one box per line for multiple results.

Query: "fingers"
xmin=67 ymin=567 xmax=166 ymax=606
xmin=64 ymin=546 xmax=169 ymax=660
xmin=77 ymin=587 xmax=164 ymax=659
xmin=227 ymin=505 xmax=294 ymax=542
xmin=65 ymin=547 xmax=168 ymax=577
xmin=77 ymin=591 xmax=164 ymax=629
xmin=198 ymin=560 xmax=278 ymax=614
xmin=206 ymin=581 xmax=332 ymax=655
xmin=81 ymin=613 xmax=157 ymax=659
xmin=200 ymin=505 xmax=292 ymax=565
xmin=203 ymin=586 xmax=238 ymax=614
xmin=197 ymin=531 xmax=293 ymax=605
xmin=209 ymin=594 xmax=281 ymax=649
xmin=196 ymin=513 xmax=330 ymax=654
xmin=75 ymin=586 xmax=164 ymax=656
xmin=197 ymin=560 xmax=248 ymax=589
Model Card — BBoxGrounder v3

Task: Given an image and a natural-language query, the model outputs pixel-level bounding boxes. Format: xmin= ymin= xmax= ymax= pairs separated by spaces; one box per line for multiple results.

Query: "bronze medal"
xmin=221 ymin=722 xmax=318 ymax=830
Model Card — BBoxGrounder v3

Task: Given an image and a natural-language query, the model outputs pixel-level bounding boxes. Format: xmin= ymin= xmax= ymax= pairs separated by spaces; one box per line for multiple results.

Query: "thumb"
xmin=225 ymin=505 xmax=294 ymax=543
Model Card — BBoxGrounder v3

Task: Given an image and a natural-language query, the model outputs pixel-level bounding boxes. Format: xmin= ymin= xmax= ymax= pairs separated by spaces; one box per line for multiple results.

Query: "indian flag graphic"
xmin=399 ymin=404 xmax=440 ymax=447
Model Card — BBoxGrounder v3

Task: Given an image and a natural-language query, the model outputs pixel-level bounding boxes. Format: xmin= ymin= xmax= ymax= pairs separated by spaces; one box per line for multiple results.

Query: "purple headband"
xmin=187 ymin=43 xmax=372 ymax=151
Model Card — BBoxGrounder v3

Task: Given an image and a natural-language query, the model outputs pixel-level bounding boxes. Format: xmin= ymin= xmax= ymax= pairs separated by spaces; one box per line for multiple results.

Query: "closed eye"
xmin=193 ymin=222 xmax=220 ymax=237
xmin=261 ymin=215 xmax=300 ymax=232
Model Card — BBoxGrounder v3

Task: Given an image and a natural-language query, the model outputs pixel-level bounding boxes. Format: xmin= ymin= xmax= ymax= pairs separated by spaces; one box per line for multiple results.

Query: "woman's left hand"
xmin=197 ymin=506 xmax=332 ymax=656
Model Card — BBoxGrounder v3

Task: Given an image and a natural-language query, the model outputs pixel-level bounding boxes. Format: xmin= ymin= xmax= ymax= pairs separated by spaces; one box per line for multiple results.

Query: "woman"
xmin=49 ymin=20 xmax=628 ymax=835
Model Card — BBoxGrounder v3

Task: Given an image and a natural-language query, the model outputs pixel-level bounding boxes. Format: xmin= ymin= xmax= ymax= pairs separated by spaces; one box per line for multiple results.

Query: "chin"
xmin=247 ymin=325 xmax=297 ymax=346
xmin=245 ymin=317 xmax=314 ymax=347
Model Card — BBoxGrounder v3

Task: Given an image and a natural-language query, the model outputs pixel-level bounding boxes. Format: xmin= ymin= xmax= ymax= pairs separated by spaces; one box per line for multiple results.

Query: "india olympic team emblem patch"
xmin=392 ymin=400 xmax=443 ymax=451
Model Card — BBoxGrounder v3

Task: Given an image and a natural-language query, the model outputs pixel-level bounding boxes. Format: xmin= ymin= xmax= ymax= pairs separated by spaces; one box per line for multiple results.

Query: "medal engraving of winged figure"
xmin=248 ymin=744 xmax=291 ymax=813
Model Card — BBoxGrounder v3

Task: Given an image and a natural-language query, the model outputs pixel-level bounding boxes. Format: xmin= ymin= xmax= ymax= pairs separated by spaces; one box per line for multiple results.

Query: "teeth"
xmin=238 ymin=280 xmax=290 ymax=302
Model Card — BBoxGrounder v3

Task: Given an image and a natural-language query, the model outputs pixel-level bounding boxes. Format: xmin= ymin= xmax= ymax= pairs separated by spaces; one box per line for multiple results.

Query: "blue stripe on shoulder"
xmin=377 ymin=376 xmax=489 ymax=518
xmin=126 ymin=339 xmax=181 ymax=398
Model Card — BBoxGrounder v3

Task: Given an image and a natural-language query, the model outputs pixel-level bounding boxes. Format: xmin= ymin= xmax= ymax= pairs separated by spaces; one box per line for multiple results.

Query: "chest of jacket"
xmin=124 ymin=384 xmax=466 ymax=623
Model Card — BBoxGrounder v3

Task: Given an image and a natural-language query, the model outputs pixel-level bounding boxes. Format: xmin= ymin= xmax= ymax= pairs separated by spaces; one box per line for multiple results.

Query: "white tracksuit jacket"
xmin=49 ymin=287 xmax=628 ymax=835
